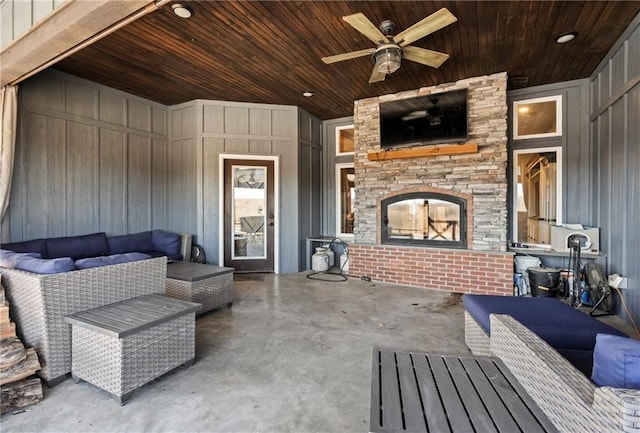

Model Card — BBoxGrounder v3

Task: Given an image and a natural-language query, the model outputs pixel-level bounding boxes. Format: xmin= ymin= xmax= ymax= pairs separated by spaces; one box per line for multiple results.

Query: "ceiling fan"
xmin=321 ymin=8 xmax=457 ymax=84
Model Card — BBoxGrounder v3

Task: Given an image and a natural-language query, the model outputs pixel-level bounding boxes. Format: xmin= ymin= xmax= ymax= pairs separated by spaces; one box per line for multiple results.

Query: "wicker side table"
xmin=64 ymin=294 xmax=201 ymax=405
xmin=166 ymin=262 xmax=234 ymax=314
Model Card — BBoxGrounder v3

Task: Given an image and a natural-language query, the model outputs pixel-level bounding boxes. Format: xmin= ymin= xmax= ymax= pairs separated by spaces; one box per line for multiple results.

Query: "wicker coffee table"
xmin=166 ymin=262 xmax=234 ymax=314
xmin=64 ymin=294 xmax=201 ymax=404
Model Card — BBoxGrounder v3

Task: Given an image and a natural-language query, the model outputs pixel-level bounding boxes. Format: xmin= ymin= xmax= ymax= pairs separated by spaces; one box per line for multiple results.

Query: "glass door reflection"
xmin=232 ymin=166 xmax=266 ymax=259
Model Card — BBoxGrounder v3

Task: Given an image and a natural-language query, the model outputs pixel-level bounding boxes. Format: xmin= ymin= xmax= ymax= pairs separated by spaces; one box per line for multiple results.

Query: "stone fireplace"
xmin=348 ymin=73 xmax=514 ymax=295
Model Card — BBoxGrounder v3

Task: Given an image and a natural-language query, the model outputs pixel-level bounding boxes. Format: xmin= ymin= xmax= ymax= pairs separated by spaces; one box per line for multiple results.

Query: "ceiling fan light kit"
xmin=374 ymin=45 xmax=402 ymax=74
xmin=321 ymin=8 xmax=457 ymax=84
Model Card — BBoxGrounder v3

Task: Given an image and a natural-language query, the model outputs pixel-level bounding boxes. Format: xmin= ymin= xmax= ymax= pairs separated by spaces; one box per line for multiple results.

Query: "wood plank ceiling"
xmin=53 ymin=1 xmax=640 ymax=120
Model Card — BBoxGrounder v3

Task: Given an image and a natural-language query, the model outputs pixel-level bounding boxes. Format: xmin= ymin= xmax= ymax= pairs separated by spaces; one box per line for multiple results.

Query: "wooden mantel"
xmin=367 ymin=143 xmax=478 ymax=161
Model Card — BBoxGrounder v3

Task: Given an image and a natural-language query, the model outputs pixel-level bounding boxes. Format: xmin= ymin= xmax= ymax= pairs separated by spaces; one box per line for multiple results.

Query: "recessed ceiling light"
xmin=302 ymin=91 xmax=314 ymax=97
xmin=556 ymin=31 xmax=577 ymax=44
xmin=172 ymin=3 xmax=193 ymax=19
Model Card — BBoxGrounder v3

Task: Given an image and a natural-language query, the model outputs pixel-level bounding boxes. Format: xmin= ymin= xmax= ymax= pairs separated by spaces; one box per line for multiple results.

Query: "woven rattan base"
xmin=166 ymin=262 xmax=234 ymax=314
xmin=464 ymin=311 xmax=492 ymax=356
xmin=1 ymin=257 xmax=167 ymax=385
xmin=67 ymin=295 xmax=199 ymax=404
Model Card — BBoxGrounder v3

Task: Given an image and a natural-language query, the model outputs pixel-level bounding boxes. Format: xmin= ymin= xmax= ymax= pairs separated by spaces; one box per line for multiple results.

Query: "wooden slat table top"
xmin=64 ymin=294 xmax=201 ymax=339
xmin=166 ymin=261 xmax=234 ymax=282
xmin=370 ymin=347 xmax=559 ymax=433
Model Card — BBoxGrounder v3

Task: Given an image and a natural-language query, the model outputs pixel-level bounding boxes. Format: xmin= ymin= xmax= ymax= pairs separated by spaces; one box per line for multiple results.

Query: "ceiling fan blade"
xmin=393 ymin=8 xmax=457 ymax=47
xmin=343 ymin=13 xmax=387 ymax=44
xmin=402 ymin=46 xmax=450 ymax=68
xmin=322 ymin=48 xmax=376 ymax=64
xmin=369 ymin=66 xmax=386 ymax=84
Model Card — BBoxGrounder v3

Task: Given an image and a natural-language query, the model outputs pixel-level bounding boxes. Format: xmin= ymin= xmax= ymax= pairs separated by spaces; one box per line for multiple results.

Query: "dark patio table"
xmin=369 ymin=347 xmax=558 ymax=433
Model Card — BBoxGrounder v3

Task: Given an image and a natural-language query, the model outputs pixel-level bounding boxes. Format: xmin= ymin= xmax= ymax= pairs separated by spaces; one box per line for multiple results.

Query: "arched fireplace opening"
xmin=381 ymin=192 xmax=467 ymax=249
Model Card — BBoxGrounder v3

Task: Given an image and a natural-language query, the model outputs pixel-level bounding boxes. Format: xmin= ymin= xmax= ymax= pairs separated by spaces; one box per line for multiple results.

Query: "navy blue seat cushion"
xmin=1 ymin=239 xmax=48 ymax=257
xmin=463 ymin=294 xmax=627 ymax=352
xmin=45 ymin=232 xmax=109 ymax=260
xmin=75 ymin=252 xmax=151 ymax=270
xmin=145 ymin=250 xmax=164 ymax=258
xmin=14 ymin=256 xmax=76 ymax=274
xmin=107 ymin=231 xmax=155 ymax=255
xmin=152 ymin=230 xmax=181 ymax=257
xmin=591 ymin=333 xmax=640 ymax=388
xmin=557 ymin=348 xmax=596 ymax=377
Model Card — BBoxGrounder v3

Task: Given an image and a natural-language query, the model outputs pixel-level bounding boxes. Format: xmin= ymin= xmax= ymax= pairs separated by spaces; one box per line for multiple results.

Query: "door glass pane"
xmin=232 ymin=166 xmax=266 ymax=259
xmin=513 ymin=96 xmax=562 ymax=139
xmin=514 ymin=151 xmax=560 ymax=245
xmin=338 ymin=166 xmax=355 ymax=234
xmin=336 ymin=125 xmax=354 ymax=154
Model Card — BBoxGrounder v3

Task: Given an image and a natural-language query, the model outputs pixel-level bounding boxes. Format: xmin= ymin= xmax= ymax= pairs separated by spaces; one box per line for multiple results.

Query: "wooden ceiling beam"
xmin=0 ymin=0 xmax=167 ymax=87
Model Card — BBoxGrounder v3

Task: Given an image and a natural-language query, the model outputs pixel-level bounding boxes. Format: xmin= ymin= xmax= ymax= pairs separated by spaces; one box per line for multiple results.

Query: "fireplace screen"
xmin=381 ymin=193 xmax=466 ymax=248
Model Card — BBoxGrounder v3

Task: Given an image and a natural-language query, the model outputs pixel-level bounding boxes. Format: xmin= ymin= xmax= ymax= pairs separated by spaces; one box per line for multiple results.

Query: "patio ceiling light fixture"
xmin=171 ymin=3 xmax=193 ymax=19
xmin=374 ymin=45 xmax=402 ymax=74
xmin=556 ymin=31 xmax=577 ymax=44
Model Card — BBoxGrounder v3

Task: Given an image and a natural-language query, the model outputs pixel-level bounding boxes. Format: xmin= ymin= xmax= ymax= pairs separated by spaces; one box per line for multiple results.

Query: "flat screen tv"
xmin=379 ymin=88 xmax=468 ymax=149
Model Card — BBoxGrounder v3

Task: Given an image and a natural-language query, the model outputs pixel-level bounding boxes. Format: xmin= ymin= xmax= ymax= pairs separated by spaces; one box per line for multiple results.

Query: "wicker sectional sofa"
xmin=490 ymin=314 xmax=640 ymax=433
xmin=463 ymin=294 xmax=628 ymax=376
xmin=0 ymin=256 xmax=167 ymax=385
xmin=463 ymin=294 xmax=639 ymax=432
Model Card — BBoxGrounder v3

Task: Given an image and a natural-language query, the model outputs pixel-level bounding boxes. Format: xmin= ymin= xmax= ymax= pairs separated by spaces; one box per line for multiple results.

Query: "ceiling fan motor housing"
xmin=379 ymin=20 xmax=397 ymax=37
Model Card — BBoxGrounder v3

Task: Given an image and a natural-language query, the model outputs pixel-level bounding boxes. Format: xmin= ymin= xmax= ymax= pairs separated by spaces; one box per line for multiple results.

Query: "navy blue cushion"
xmin=557 ymin=348 xmax=595 ymax=377
xmin=107 ymin=231 xmax=154 ymax=255
xmin=45 ymin=232 xmax=108 ymax=260
xmin=0 ymin=249 xmax=42 ymax=268
xmin=1 ymin=239 xmax=48 ymax=257
xmin=75 ymin=252 xmax=151 ymax=270
xmin=592 ymin=333 xmax=640 ymax=388
xmin=463 ymin=294 xmax=627 ymax=351
xmin=14 ymin=256 xmax=76 ymax=274
xmin=152 ymin=230 xmax=181 ymax=256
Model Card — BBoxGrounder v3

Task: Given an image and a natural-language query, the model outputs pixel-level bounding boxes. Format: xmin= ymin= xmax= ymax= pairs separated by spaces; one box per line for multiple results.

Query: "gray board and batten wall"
xmin=589 ymin=13 xmax=640 ymax=325
xmin=507 ymin=78 xmax=591 ymax=234
xmin=4 ymin=69 xmax=322 ymax=273
xmin=168 ymin=99 xmax=322 ymax=273
xmin=506 ymin=13 xmax=640 ymax=325
xmin=298 ymin=112 xmax=323 ymax=271
xmin=5 ymin=69 xmax=170 ymax=242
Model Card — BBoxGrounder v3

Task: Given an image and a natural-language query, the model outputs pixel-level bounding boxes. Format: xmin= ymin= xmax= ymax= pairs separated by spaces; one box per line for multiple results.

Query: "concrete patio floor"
xmin=1 ymin=273 xmax=470 ymax=433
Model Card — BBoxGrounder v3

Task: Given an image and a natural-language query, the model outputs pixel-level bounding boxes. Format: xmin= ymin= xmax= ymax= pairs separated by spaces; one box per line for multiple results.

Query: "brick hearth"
xmin=349 ymin=244 xmax=514 ymax=295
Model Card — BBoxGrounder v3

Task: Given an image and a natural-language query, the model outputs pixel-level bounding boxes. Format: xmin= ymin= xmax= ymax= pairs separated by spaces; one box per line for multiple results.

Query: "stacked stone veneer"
xmin=350 ymin=72 xmax=513 ymax=295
